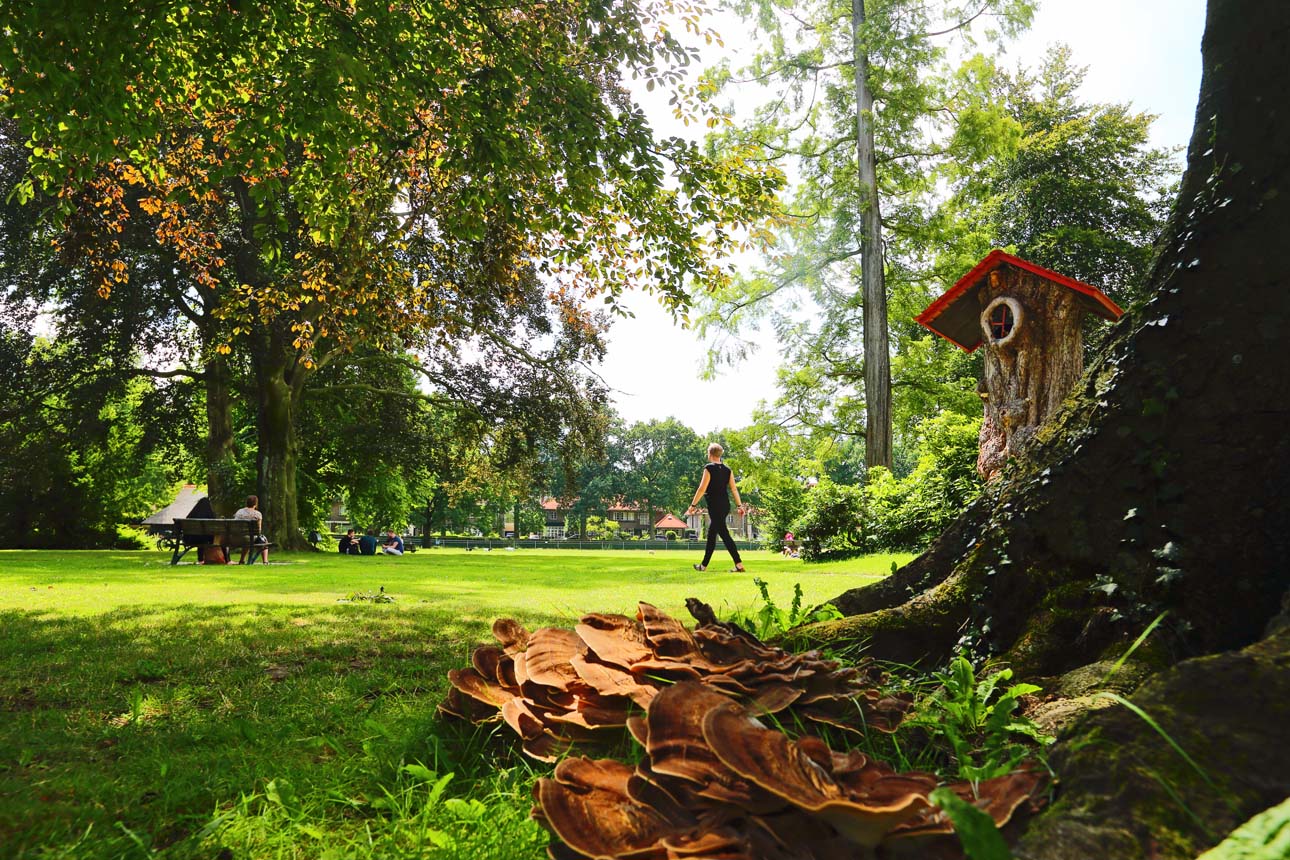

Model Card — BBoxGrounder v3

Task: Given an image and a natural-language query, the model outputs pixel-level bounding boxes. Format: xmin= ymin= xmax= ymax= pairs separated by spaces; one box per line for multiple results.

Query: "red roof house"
xmin=654 ymin=513 xmax=688 ymax=531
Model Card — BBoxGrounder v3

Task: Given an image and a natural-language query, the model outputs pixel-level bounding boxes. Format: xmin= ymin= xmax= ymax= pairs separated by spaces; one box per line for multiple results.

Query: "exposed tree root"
xmin=1015 ymin=615 xmax=1290 ymax=860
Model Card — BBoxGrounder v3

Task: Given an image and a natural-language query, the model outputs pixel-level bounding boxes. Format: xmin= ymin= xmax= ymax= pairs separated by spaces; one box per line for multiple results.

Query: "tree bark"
xmin=802 ymin=0 xmax=1290 ymax=678
xmin=977 ymin=269 xmax=1087 ymax=480
xmin=203 ymin=352 xmax=238 ymax=516
xmin=853 ymin=0 xmax=892 ymax=471
xmin=253 ymin=336 xmax=309 ymax=550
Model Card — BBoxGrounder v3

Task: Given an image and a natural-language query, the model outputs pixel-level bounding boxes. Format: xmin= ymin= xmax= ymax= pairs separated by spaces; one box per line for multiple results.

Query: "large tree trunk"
xmin=802 ymin=0 xmax=1290 ymax=679
xmin=852 ymin=0 xmax=892 ymax=471
xmin=229 ymin=177 xmax=311 ymax=551
xmin=253 ymin=336 xmax=309 ymax=550
xmin=203 ymin=352 xmax=238 ymax=516
xmin=799 ymin=7 xmax=1290 ymax=854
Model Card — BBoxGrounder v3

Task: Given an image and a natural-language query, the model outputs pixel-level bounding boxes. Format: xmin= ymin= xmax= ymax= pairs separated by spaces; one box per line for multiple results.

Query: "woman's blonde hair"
xmin=707 ymin=442 xmax=724 ymax=459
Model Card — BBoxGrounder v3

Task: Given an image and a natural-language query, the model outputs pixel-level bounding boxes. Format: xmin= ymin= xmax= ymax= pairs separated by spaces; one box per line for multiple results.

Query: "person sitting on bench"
xmin=233 ymin=495 xmax=269 ymax=564
xmin=338 ymin=529 xmax=360 ymax=555
xmin=381 ymin=530 xmax=404 ymax=556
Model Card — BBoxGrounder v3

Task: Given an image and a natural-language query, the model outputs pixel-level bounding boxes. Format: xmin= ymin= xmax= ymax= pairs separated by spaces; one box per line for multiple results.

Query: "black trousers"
xmin=702 ymin=507 xmax=742 ymax=567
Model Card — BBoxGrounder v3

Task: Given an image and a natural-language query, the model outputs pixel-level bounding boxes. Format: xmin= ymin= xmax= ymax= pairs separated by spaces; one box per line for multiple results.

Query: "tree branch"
xmin=923 ymin=3 xmax=991 ymax=38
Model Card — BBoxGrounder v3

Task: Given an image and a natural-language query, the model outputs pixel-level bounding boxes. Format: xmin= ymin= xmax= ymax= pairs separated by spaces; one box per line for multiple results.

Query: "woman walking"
xmin=686 ymin=443 xmax=746 ymax=572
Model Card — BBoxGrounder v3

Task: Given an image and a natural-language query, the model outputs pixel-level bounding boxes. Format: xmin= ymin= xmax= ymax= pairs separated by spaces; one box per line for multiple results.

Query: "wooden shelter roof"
xmin=915 ymin=250 xmax=1124 ymax=352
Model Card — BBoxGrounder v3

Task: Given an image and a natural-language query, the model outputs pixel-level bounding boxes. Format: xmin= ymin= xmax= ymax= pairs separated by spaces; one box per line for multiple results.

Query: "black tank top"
xmin=704 ymin=462 xmax=732 ymax=510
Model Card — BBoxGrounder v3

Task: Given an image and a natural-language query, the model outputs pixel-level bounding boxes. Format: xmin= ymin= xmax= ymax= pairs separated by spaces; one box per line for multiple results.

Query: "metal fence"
xmin=315 ymin=533 xmax=762 ymax=553
xmin=426 ymin=537 xmax=761 ymax=552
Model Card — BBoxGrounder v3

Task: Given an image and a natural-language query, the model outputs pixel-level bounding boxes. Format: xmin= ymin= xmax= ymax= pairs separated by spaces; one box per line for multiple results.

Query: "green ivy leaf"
xmin=928 ymin=787 xmax=1015 ymax=860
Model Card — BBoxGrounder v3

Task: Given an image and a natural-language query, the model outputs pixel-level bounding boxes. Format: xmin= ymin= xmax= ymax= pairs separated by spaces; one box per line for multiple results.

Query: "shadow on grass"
xmin=0 ymin=602 xmax=553 ymax=860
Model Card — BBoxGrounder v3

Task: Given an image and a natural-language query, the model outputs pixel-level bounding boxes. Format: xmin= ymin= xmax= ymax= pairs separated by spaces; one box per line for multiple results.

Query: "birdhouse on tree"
xmin=915 ymin=250 xmax=1124 ymax=481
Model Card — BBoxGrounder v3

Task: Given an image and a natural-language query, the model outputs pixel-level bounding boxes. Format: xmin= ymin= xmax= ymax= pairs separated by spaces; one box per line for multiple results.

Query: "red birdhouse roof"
xmin=915 ymin=250 xmax=1124 ymax=352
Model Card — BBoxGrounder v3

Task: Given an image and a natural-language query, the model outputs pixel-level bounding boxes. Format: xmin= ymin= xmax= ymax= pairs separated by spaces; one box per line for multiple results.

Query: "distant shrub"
xmin=759 ymin=483 xmax=807 ymax=554
xmin=790 ymin=479 xmax=865 ymax=561
xmin=792 ymin=412 xmax=983 ymax=557
xmin=113 ymin=525 xmax=152 ymax=550
xmin=862 ymin=412 xmax=982 ymax=551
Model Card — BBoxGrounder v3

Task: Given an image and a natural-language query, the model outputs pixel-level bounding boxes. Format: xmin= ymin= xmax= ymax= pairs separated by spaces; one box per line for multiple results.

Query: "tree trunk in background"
xmin=204 ymin=353 xmax=238 ymax=516
xmin=254 ymin=338 xmax=308 ymax=550
xmin=801 ymin=0 xmax=1290 ymax=678
xmin=853 ymin=0 xmax=892 ymax=471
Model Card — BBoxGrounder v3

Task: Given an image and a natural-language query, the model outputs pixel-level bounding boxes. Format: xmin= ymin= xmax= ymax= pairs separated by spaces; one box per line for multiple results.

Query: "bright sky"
xmin=598 ymin=0 xmax=1207 ymax=434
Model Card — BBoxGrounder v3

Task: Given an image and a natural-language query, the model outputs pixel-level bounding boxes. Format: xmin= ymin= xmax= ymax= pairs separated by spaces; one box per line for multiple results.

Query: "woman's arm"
xmin=686 ymin=470 xmax=711 ymax=513
xmin=728 ymin=472 xmax=743 ymax=510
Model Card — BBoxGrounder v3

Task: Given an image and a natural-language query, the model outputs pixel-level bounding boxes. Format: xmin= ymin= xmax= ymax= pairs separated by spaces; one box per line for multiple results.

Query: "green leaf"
xmin=401 ymin=762 xmax=437 ymax=782
xmin=426 ymin=772 xmax=455 ymax=807
xmin=929 ymin=787 xmax=1015 ymax=860
xmin=265 ymin=778 xmax=302 ymax=819
xmin=1196 ymin=796 xmax=1290 ymax=859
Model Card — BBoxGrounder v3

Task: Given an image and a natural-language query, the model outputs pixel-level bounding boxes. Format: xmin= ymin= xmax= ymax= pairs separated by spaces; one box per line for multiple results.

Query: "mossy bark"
xmin=796 ymin=0 xmax=1290 ymax=679
xmin=1015 ymin=619 xmax=1290 ymax=860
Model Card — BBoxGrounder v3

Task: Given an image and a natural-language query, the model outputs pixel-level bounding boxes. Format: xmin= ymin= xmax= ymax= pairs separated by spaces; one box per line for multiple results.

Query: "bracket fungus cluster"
xmin=441 ymin=600 xmax=913 ymax=761
xmin=534 ymin=681 xmax=1047 ymax=860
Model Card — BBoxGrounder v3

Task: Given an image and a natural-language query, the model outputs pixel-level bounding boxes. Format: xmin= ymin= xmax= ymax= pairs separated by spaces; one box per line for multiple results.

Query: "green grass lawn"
xmin=0 ymin=548 xmax=907 ymax=860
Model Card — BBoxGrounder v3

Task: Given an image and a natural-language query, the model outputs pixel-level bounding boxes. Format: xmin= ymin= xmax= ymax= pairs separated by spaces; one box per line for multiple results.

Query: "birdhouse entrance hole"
xmin=981 ymin=296 xmax=1023 ymax=347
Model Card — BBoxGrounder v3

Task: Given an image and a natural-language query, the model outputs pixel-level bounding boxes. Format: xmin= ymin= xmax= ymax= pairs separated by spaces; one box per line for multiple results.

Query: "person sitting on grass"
xmin=781 ymin=531 xmax=797 ymax=557
xmin=381 ymin=530 xmax=404 ymax=556
xmin=338 ymin=529 xmax=360 ymax=555
xmin=233 ymin=494 xmax=269 ymax=564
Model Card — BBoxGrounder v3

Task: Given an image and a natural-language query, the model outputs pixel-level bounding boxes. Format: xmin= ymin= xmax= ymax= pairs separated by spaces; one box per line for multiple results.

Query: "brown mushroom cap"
xmin=576 ymin=613 xmax=654 ymax=668
xmin=572 ymin=653 xmax=659 ymax=708
xmin=525 ymin=627 xmax=587 ymax=691
xmin=501 ymin=698 xmax=585 ymax=762
xmin=535 ymin=757 xmax=691 ymax=860
xmin=886 ymin=765 xmax=1048 ymax=841
xmin=702 ymin=703 xmax=932 ymax=847
xmin=547 ymin=693 xmax=635 ymax=729
xmin=638 ymin=603 xmax=704 ymax=661
xmin=657 ymin=828 xmax=753 ymax=859
xmin=492 ymin=617 xmax=530 ymax=654
xmin=447 ymin=667 xmax=515 ymax=709
xmin=645 ymin=682 xmax=785 ymax=814
xmin=626 ymin=714 xmax=649 ymax=747
xmin=973 ymin=766 xmax=1047 ymax=827
xmin=746 ymin=682 xmax=805 ymax=715
xmin=437 ymin=685 xmax=500 ymax=722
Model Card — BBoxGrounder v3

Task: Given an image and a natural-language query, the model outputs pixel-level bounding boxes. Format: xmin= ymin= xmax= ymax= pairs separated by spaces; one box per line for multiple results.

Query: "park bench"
xmin=168 ymin=518 xmax=272 ymax=565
